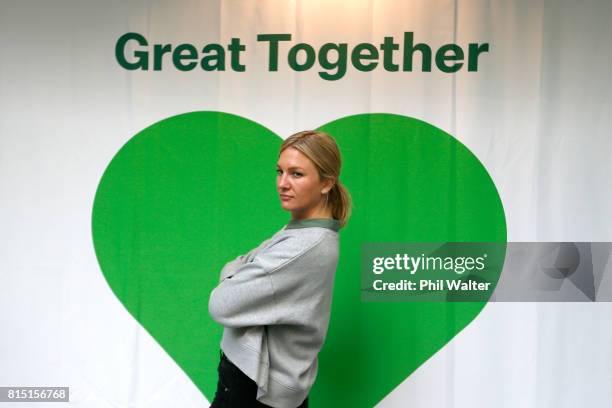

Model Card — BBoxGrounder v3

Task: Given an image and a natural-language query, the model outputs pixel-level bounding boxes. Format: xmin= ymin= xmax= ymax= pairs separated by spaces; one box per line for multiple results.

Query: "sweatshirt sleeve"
xmin=218 ymin=234 xmax=281 ymax=282
xmin=218 ymin=253 xmax=248 ymax=283
xmin=208 ymin=234 xmax=325 ymax=328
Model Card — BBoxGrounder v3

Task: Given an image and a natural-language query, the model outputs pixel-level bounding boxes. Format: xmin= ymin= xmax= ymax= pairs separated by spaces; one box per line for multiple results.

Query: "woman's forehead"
xmin=277 ymin=147 xmax=314 ymax=168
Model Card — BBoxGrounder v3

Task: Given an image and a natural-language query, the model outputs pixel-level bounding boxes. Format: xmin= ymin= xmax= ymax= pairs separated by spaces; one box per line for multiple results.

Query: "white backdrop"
xmin=1 ymin=0 xmax=611 ymax=407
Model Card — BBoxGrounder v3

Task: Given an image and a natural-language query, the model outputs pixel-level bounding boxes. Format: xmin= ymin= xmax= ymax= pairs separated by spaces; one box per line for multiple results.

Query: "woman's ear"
xmin=321 ymin=178 xmax=335 ymax=195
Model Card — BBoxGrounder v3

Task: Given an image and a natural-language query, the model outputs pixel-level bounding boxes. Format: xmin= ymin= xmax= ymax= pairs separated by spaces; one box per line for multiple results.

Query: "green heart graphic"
xmin=92 ymin=112 xmax=506 ymax=407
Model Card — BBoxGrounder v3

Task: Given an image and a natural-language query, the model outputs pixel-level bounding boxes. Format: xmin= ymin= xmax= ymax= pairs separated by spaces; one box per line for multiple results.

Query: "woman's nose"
xmin=278 ymin=174 xmax=290 ymax=189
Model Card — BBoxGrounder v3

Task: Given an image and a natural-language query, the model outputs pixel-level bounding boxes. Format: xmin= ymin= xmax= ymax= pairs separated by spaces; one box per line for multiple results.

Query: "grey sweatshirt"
xmin=208 ymin=218 xmax=340 ymax=408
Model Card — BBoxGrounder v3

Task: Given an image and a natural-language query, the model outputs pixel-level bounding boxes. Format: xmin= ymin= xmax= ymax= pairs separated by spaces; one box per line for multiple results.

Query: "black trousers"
xmin=210 ymin=350 xmax=309 ymax=408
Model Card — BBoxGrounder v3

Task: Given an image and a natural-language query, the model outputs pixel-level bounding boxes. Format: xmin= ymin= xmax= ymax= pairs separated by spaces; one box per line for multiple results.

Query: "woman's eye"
xmin=292 ymin=172 xmax=303 ymax=177
xmin=276 ymin=169 xmax=282 ymax=175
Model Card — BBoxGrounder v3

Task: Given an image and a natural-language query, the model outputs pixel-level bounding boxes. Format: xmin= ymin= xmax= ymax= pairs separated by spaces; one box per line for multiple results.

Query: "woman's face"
xmin=276 ymin=147 xmax=332 ymax=220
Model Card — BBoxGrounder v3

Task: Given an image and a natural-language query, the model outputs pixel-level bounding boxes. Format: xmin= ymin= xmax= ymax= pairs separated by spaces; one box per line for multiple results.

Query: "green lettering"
xmin=288 ymin=43 xmax=316 ymax=71
xmin=201 ymin=44 xmax=225 ymax=71
xmin=228 ymin=38 xmax=245 ymax=72
xmin=115 ymin=32 xmax=149 ymax=70
xmin=351 ymin=43 xmax=379 ymax=71
xmin=173 ymin=44 xmax=198 ymax=71
xmin=403 ymin=32 xmax=431 ymax=72
xmin=318 ymin=43 xmax=347 ymax=81
xmin=468 ymin=43 xmax=489 ymax=71
xmin=257 ymin=33 xmax=292 ymax=71
xmin=435 ymin=44 xmax=464 ymax=73
xmin=153 ymin=44 xmax=172 ymax=71
xmin=380 ymin=36 xmax=399 ymax=71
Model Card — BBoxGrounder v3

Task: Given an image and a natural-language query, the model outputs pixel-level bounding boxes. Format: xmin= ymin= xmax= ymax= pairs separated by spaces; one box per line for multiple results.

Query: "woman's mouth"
xmin=280 ymin=194 xmax=293 ymax=201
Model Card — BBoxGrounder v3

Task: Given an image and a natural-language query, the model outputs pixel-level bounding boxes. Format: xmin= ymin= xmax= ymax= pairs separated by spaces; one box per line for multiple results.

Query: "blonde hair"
xmin=280 ymin=130 xmax=352 ymax=228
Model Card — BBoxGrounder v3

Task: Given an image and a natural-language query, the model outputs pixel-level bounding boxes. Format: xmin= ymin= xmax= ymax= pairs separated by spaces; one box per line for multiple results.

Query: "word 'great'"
xmin=115 ymin=32 xmax=489 ymax=80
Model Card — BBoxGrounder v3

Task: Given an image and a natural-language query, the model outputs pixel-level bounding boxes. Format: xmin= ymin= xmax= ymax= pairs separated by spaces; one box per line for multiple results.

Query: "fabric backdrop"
xmin=1 ymin=1 xmax=611 ymax=407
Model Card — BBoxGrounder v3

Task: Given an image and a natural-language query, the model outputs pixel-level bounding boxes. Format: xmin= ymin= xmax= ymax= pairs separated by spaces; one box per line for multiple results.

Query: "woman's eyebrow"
xmin=277 ymin=165 xmax=305 ymax=171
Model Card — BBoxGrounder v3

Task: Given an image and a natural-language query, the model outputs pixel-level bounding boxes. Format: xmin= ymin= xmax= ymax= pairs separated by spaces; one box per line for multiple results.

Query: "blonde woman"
xmin=209 ymin=130 xmax=351 ymax=407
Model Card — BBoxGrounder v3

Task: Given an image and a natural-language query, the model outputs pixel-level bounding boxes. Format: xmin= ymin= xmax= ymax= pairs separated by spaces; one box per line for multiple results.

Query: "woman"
xmin=208 ymin=130 xmax=351 ymax=408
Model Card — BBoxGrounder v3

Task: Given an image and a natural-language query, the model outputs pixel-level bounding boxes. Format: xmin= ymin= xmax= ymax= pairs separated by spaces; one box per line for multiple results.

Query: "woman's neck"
xmin=291 ymin=206 xmax=333 ymax=221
